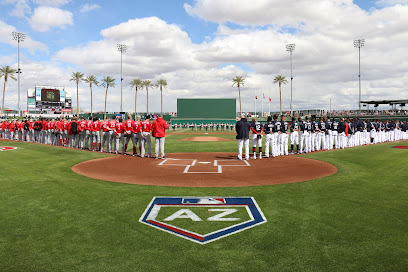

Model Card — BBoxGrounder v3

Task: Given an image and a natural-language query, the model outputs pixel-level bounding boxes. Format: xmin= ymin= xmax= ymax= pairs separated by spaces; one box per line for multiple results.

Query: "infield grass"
xmin=0 ymin=137 xmax=408 ymax=272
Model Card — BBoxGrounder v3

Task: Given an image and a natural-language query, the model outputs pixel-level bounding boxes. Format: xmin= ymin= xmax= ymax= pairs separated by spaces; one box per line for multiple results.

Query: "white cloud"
xmin=3 ymin=1 xmax=407 ymax=113
xmin=33 ymin=0 xmax=70 ymax=7
xmin=2 ymin=0 xmax=31 ymax=17
xmin=29 ymin=6 xmax=73 ymax=32
xmin=375 ymin=0 xmax=408 ymax=7
xmin=184 ymin=0 xmax=362 ymax=28
xmin=80 ymin=3 xmax=101 ymax=13
xmin=0 ymin=19 xmax=48 ymax=53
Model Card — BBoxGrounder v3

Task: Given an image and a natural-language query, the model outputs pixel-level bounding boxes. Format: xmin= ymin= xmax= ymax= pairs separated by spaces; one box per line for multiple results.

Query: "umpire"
xmin=236 ymin=114 xmax=251 ymax=160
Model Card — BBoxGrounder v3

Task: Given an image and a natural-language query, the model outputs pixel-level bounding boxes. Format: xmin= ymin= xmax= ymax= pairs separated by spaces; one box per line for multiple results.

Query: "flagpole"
xmin=262 ymin=92 xmax=264 ymax=119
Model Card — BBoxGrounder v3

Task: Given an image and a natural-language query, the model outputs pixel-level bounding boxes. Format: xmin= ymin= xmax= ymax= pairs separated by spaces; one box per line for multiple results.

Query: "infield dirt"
xmin=72 ymin=152 xmax=337 ymax=187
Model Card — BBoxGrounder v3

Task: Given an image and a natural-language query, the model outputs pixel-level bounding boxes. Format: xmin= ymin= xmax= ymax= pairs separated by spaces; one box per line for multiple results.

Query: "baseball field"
xmin=1 ymin=133 xmax=408 ymax=271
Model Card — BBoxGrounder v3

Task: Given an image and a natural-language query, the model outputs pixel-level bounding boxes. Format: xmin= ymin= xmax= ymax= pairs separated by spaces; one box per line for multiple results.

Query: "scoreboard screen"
xmin=41 ymin=89 xmax=60 ymax=102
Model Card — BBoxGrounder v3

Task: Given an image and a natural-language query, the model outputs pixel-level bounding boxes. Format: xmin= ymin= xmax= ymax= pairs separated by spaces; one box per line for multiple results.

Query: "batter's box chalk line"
xmin=158 ymin=158 xmax=250 ymax=174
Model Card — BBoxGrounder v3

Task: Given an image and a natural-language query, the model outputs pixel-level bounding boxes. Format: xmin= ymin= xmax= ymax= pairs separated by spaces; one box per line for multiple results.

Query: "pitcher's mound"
xmin=180 ymin=137 xmax=233 ymax=142
xmin=72 ymin=153 xmax=337 ymax=187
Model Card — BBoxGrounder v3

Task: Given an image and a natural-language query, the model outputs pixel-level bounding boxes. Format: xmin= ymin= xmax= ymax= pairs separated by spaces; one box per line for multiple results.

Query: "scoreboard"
xmin=27 ymin=86 xmax=72 ymax=113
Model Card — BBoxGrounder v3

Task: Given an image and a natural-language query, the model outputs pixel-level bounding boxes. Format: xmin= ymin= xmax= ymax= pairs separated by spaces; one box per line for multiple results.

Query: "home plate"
xmin=199 ymin=162 xmax=211 ymax=164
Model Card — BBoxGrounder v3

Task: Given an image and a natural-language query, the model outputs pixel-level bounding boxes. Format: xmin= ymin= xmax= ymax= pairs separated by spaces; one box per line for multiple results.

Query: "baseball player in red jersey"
xmin=56 ymin=118 xmax=64 ymax=146
xmin=132 ymin=115 xmax=143 ymax=156
xmin=141 ymin=115 xmax=153 ymax=158
xmin=100 ymin=117 xmax=110 ymax=152
xmin=91 ymin=117 xmax=101 ymax=151
xmin=28 ymin=119 xmax=35 ymax=142
xmin=85 ymin=116 xmax=93 ymax=150
xmin=9 ymin=120 xmax=16 ymax=140
xmin=0 ymin=120 xmax=5 ymax=138
xmin=114 ymin=117 xmax=125 ymax=154
xmin=124 ymin=114 xmax=134 ymax=154
xmin=78 ymin=117 xmax=87 ymax=149
xmin=109 ymin=117 xmax=117 ymax=153
xmin=62 ymin=118 xmax=69 ymax=146
xmin=152 ymin=114 xmax=168 ymax=159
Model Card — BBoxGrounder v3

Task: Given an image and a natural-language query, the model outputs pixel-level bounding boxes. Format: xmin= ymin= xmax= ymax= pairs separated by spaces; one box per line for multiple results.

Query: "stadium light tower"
xmin=354 ymin=38 xmax=365 ymax=111
xmin=117 ymin=44 xmax=127 ymax=112
xmin=12 ymin=31 xmax=26 ymax=117
xmin=286 ymin=43 xmax=296 ymax=116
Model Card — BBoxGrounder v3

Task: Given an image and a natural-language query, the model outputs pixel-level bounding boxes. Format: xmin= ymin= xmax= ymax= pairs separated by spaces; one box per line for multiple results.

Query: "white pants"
xmin=141 ymin=132 xmax=152 ymax=157
xmin=290 ymin=132 xmax=299 ymax=145
xmin=338 ymin=132 xmax=346 ymax=149
xmin=264 ymin=134 xmax=273 ymax=157
xmin=252 ymin=134 xmax=262 ymax=148
xmin=319 ymin=132 xmax=326 ymax=150
xmin=238 ymin=138 xmax=249 ymax=160
xmin=332 ymin=131 xmax=338 ymax=149
xmin=280 ymin=133 xmax=289 ymax=155
xmin=155 ymin=137 xmax=166 ymax=158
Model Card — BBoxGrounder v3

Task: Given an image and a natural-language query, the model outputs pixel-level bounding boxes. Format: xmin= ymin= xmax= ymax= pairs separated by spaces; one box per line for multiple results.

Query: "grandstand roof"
xmin=360 ymin=99 xmax=408 ymax=106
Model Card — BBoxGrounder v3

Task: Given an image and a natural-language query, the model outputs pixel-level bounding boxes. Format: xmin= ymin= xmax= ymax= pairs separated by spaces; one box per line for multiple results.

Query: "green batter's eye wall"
xmin=177 ymin=98 xmax=237 ymax=119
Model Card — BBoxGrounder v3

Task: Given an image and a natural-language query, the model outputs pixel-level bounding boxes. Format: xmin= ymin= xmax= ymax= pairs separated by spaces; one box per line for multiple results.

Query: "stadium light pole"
xmin=286 ymin=43 xmax=295 ymax=116
xmin=354 ymin=38 xmax=365 ymax=111
xmin=117 ymin=44 xmax=127 ymax=113
xmin=12 ymin=31 xmax=26 ymax=117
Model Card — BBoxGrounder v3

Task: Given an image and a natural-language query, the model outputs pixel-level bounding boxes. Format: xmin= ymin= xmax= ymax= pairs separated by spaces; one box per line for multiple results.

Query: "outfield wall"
xmin=177 ymin=98 xmax=236 ymax=119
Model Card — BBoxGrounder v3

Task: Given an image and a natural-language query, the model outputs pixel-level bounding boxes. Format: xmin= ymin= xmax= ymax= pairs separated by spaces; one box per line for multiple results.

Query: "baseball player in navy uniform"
xmin=250 ymin=118 xmax=263 ymax=159
xmin=318 ymin=117 xmax=327 ymax=151
xmin=236 ymin=114 xmax=251 ymax=160
xmin=331 ymin=118 xmax=339 ymax=149
xmin=289 ymin=117 xmax=299 ymax=154
xmin=325 ymin=117 xmax=333 ymax=150
xmin=263 ymin=116 xmax=274 ymax=158
xmin=271 ymin=114 xmax=280 ymax=157
xmin=280 ymin=115 xmax=289 ymax=156
xmin=338 ymin=118 xmax=347 ymax=149
xmin=311 ymin=118 xmax=319 ymax=151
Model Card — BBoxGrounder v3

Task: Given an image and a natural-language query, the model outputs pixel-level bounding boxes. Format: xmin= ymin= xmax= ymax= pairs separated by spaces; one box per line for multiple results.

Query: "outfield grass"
xmin=0 ymin=138 xmax=407 ymax=272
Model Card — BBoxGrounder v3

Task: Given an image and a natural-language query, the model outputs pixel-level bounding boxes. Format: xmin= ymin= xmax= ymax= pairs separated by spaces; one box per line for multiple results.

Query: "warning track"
xmin=72 ymin=153 xmax=337 ymax=187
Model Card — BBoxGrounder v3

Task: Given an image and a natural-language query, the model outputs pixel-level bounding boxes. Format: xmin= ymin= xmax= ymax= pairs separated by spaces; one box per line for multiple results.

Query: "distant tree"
xmin=0 ymin=65 xmax=17 ymax=114
xmin=232 ymin=76 xmax=245 ymax=114
xmin=142 ymin=80 xmax=155 ymax=116
xmin=70 ymin=72 xmax=84 ymax=115
xmin=130 ymin=78 xmax=143 ymax=115
xmin=83 ymin=75 xmax=99 ymax=117
xmin=273 ymin=75 xmax=288 ymax=116
xmin=155 ymin=79 xmax=168 ymax=115
xmin=101 ymin=76 xmax=116 ymax=120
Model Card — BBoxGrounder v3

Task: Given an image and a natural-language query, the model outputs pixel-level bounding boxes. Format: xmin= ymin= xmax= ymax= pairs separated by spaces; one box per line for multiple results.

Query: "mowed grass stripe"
xmin=0 ymin=140 xmax=407 ymax=271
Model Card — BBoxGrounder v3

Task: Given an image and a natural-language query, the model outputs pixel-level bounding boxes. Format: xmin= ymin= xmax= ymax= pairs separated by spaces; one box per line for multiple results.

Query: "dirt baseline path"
xmin=72 ymin=153 xmax=337 ymax=187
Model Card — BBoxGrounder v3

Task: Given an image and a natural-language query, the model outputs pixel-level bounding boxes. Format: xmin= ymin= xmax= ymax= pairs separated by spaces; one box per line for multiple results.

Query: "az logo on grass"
xmin=139 ymin=197 xmax=267 ymax=244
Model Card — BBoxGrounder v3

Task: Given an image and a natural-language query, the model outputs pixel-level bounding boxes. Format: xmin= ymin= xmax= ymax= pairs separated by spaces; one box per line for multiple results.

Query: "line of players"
xmin=249 ymin=115 xmax=408 ymax=159
xmin=0 ymin=114 xmax=169 ymax=158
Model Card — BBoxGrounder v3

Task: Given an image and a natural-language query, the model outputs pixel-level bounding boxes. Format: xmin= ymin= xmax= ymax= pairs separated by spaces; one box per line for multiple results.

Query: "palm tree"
xmin=155 ymin=79 xmax=168 ymax=115
xmin=83 ymin=75 xmax=99 ymax=117
xmin=70 ymin=72 xmax=84 ymax=116
xmin=0 ymin=66 xmax=17 ymax=114
xmin=130 ymin=78 xmax=143 ymax=115
xmin=273 ymin=75 xmax=288 ymax=116
xmin=142 ymin=80 xmax=155 ymax=116
xmin=232 ymin=76 xmax=245 ymax=115
xmin=101 ymin=76 xmax=116 ymax=120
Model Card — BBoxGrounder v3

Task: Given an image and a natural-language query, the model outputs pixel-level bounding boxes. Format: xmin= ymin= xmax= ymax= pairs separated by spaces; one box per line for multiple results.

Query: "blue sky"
xmin=1 ymin=0 xmax=407 ymax=113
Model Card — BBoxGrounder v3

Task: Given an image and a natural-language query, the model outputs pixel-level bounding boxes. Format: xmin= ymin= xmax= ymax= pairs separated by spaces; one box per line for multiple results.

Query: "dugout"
xmin=171 ymin=98 xmax=237 ymax=125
